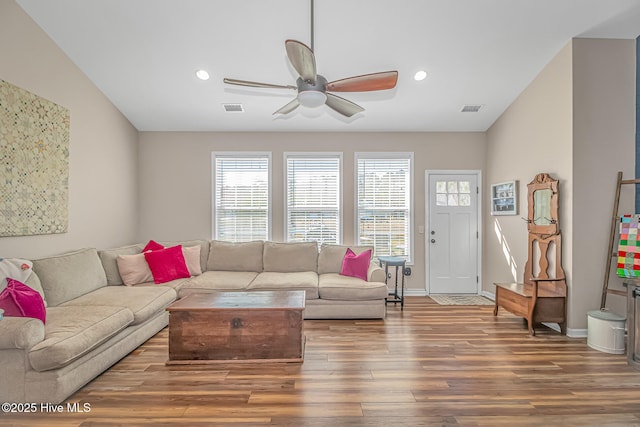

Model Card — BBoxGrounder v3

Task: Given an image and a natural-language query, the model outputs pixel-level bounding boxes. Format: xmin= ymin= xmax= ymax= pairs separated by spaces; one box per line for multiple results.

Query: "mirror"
xmin=527 ymin=173 xmax=558 ymax=235
xmin=533 ymin=189 xmax=552 ymax=225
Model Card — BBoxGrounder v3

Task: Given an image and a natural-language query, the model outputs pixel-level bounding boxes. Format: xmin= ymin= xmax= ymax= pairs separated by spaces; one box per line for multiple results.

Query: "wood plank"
xmin=3 ymin=296 xmax=640 ymax=426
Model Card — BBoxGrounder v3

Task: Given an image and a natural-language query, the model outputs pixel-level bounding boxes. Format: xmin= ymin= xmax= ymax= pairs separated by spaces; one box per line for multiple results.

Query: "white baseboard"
xmin=566 ymin=328 xmax=588 ymax=338
xmin=482 ymin=290 xmax=495 ymax=300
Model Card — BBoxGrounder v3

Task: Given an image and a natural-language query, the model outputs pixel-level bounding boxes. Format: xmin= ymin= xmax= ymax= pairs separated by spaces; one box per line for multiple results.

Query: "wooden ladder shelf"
xmin=601 ymin=171 xmax=640 ymax=309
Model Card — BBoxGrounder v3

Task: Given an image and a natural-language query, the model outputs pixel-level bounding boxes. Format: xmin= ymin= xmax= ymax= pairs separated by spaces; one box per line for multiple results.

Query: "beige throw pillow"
xmin=182 ymin=245 xmax=202 ymax=276
xmin=117 ymin=253 xmax=153 ymax=286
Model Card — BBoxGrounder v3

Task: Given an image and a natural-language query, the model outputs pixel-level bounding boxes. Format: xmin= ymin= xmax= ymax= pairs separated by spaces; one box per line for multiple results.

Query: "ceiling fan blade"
xmin=327 ymin=71 xmax=398 ymax=92
xmin=325 ymin=93 xmax=364 ymax=117
xmin=273 ymin=98 xmax=301 ymax=115
xmin=223 ymin=78 xmax=296 ymax=90
xmin=285 ymin=39 xmax=317 ymax=82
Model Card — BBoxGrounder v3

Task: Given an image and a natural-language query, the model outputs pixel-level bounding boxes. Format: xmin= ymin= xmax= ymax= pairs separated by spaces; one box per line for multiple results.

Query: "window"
xmin=285 ymin=153 xmax=341 ymax=245
xmin=356 ymin=153 xmax=413 ymax=261
xmin=212 ymin=153 xmax=270 ymax=242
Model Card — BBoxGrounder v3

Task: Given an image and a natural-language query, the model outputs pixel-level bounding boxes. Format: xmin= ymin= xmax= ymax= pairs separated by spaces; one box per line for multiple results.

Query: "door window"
xmin=436 ymin=180 xmax=471 ymax=207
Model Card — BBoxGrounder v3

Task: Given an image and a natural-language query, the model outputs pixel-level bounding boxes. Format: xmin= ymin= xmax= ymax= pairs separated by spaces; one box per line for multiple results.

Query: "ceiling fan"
xmin=223 ymin=2 xmax=398 ymax=118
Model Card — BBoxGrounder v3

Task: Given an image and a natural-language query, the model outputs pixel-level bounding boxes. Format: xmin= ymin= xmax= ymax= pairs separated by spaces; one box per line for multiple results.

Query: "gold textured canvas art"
xmin=0 ymin=79 xmax=69 ymax=236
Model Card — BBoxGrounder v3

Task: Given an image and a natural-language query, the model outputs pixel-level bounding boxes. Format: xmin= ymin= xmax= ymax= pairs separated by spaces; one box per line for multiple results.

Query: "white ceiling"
xmin=16 ymin=0 xmax=640 ymax=132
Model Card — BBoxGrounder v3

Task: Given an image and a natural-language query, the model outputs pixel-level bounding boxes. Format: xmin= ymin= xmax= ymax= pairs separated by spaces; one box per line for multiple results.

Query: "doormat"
xmin=429 ymin=295 xmax=494 ymax=306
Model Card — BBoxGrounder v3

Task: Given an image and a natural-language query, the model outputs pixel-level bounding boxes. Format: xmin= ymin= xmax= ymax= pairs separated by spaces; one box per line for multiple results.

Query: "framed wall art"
xmin=0 ymin=79 xmax=70 ymax=236
xmin=491 ymin=180 xmax=517 ymax=216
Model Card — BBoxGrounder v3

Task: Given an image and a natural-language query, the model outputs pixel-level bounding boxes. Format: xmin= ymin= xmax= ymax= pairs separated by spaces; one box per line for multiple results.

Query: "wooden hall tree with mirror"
xmin=493 ymin=173 xmax=567 ymax=335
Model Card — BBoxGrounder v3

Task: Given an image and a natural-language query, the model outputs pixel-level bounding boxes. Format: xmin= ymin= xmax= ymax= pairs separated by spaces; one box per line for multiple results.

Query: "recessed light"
xmin=414 ymin=70 xmax=427 ymax=81
xmin=195 ymin=69 xmax=210 ymax=81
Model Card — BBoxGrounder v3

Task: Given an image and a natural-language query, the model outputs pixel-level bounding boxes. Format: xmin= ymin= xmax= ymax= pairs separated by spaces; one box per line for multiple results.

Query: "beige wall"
xmin=485 ymin=42 xmax=573 ymax=301
xmin=0 ymin=1 xmax=139 ymax=258
xmin=138 ymin=131 xmax=486 ymax=292
xmin=485 ymin=38 xmax=636 ymax=333
xmin=571 ymin=38 xmax=636 ymax=323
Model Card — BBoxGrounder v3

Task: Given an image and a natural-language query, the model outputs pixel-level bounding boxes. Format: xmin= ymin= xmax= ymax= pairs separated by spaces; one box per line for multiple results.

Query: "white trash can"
xmin=587 ymin=309 xmax=626 ymax=354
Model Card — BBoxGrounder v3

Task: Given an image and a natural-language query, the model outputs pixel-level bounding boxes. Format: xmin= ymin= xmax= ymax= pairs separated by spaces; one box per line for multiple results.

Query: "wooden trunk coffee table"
xmin=165 ymin=290 xmax=305 ymax=364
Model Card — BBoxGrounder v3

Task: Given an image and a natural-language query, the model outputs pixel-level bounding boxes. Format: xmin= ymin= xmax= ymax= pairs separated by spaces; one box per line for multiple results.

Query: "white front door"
xmin=427 ymin=172 xmax=480 ymax=294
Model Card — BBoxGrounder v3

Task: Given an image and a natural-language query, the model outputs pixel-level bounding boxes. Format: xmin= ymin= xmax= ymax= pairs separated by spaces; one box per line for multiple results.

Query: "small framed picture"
xmin=491 ymin=181 xmax=518 ymax=215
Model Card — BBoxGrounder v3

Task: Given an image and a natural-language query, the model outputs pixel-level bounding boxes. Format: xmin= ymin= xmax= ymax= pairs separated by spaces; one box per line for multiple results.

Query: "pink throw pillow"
xmin=0 ymin=278 xmax=46 ymax=323
xmin=142 ymin=240 xmax=164 ymax=252
xmin=340 ymin=248 xmax=372 ymax=281
xmin=144 ymin=245 xmax=190 ymax=284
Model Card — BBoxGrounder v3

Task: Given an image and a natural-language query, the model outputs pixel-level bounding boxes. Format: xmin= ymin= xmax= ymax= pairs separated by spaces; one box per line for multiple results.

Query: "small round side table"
xmin=378 ymin=256 xmax=406 ymax=309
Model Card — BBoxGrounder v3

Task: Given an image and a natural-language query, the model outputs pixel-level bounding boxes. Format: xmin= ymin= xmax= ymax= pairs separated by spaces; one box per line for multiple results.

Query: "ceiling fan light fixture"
xmin=297 ymin=90 xmax=326 ymax=108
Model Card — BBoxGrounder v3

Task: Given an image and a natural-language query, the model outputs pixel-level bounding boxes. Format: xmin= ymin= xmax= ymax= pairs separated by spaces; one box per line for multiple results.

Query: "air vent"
xmin=461 ymin=104 xmax=483 ymax=113
xmin=223 ymin=103 xmax=244 ymax=113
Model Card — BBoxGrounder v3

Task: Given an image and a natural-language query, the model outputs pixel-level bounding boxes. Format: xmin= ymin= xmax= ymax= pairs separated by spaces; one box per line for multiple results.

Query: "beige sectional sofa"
xmin=0 ymin=240 xmax=388 ymax=403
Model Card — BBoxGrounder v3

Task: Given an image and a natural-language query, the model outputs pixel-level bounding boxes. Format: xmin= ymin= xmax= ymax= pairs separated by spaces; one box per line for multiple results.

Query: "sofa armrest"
xmin=367 ymin=262 xmax=386 ymax=283
xmin=0 ymin=317 xmax=45 ymax=350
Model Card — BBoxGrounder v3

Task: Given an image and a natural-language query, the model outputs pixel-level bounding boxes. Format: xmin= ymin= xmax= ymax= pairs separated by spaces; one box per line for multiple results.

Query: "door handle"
xmin=431 ymin=239 xmax=436 ymax=243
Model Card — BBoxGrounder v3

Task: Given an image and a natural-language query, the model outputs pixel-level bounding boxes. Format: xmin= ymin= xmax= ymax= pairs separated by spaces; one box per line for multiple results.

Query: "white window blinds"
xmin=213 ymin=154 xmax=270 ymax=242
xmin=286 ymin=154 xmax=341 ymax=245
xmin=356 ymin=154 xmax=412 ymax=260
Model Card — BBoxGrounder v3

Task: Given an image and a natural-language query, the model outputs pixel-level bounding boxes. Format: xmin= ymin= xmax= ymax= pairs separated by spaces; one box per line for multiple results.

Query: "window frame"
xmin=354 ymin=152 xmax=414 ymax=264
xmin=211 ymin=152 xmax=272 ymax=242
xmin=284 ymin=152 xmax=343 ymax=246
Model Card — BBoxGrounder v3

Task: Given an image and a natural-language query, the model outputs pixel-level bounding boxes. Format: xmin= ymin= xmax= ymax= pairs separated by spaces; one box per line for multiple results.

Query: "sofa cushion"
xmin=28 ymin=305 xmax=133 ymax=371
xmin=33 ymin=248 xmax=108 ymax=307
xmin=207 ymin=240 xmax=263 ymax=272
xmin=263 ymin=241 xmax=318 ymax=273
xmin=318 ymin=273 xmax=389 ymax=301
xmin=248 ymin=272 xmax=319 ymax=299
xmin=129 ymin=277 xmax=192 ymax=295
xmin=60 ymin=285 xmax=176 ymax=325
xmin=318 ymin=244 xmax=375 ymax=274
xmin=179 ymin=271 xmax=258 ymax=297
xmin=98 ymin=244 xmax=144 ymax=285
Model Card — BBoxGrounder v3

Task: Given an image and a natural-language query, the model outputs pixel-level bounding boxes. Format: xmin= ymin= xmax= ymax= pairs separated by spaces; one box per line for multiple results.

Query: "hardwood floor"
xmin=4 ymin=296 xmax=640 ymax=426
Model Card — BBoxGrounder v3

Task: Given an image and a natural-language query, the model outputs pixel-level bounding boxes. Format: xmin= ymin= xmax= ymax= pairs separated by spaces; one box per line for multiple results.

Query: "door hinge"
xmin=476 ymin=231 xmax=479 ymax=239
xmin=477 ymin=276 xmax=479 ymax=283
xmin=476 ymin=186 xmax=479 ymax=194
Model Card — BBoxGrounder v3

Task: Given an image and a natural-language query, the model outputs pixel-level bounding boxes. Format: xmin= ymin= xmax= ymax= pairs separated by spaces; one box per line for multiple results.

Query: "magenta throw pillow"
xmin=142 ymin=240 xmax=165 ymax=252
xmin=0 ymin=278 xmax=46 ymax=323
xmin=144 ymin=245 xmax=190 ymax=284
xmin=340 ymin=248 xmax=372 ymax=281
